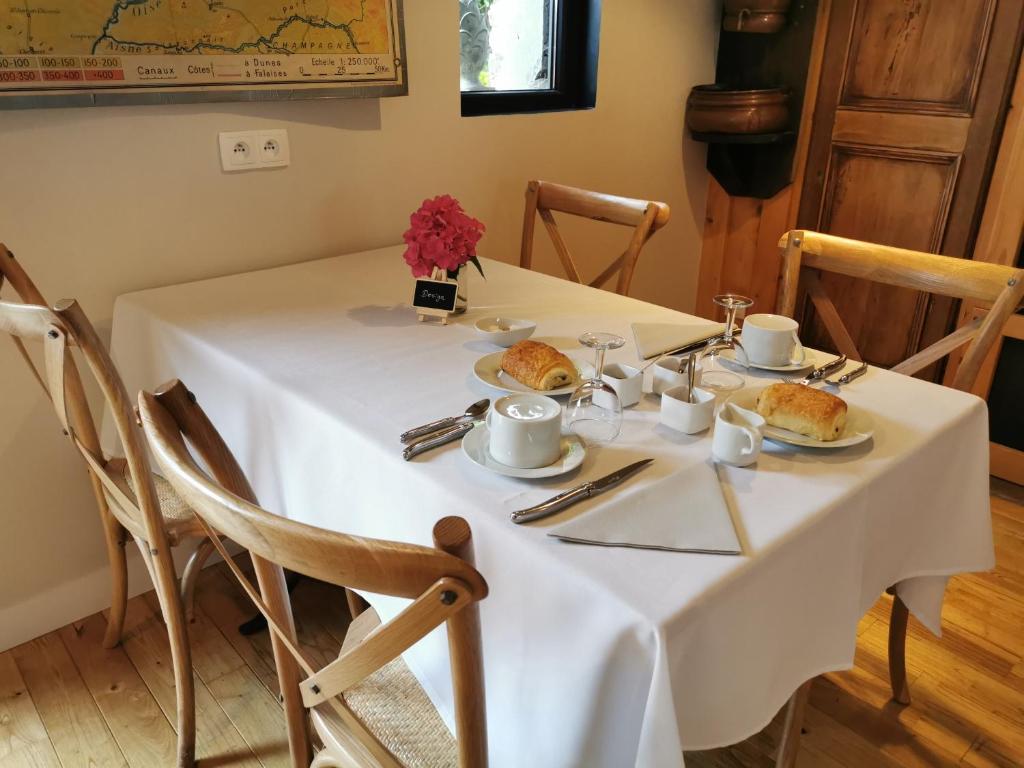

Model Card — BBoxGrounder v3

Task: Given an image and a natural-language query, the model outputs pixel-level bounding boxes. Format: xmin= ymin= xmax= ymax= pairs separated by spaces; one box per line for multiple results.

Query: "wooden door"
xmin=797 ymin=0 xmax=1024 ymax=370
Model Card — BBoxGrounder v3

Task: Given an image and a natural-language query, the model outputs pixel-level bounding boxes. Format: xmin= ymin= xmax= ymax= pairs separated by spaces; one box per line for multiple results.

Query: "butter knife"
xmin=510 ymin=459 xmax=654 ymax=524
xmin=826 ymin=361 xmax=867 ymax=386
xmin=797 ymin=354 xmax=847 ymax=385
xmin=403 ymin=421 xmax=478 ymax=461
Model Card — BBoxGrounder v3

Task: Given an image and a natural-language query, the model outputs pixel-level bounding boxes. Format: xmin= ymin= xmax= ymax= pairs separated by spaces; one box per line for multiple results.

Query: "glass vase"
xmin=448 ymin=266 xmax=469 ymax=314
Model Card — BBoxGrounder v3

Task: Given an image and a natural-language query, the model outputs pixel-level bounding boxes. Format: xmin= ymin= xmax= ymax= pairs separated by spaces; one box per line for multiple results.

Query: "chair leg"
xmin=101 ymin=520 xmax=129 ymax=649
xmin=180 ymin=537 xmax=216 ymax=623
xmin=888 ymin=594 xmax=912 ymax=705
xmin=776 ymin=679 xmax=812 ymax=768
xmin=139 ymin=539 xmax=196 ymax=767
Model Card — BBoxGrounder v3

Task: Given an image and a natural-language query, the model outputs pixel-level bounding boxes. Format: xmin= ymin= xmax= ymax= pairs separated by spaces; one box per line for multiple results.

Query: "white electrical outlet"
xmin=219 ymin=129 xmax=290 ymax=172
xmin=257 ymin=129 xmax=290 ymax=167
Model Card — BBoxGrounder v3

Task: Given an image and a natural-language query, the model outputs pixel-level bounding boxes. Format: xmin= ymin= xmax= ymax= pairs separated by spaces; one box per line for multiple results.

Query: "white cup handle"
xmin=740 ymin=426 xmax=759 ymax=456
xmin=789 ymin=332 xmax=806 ymax=365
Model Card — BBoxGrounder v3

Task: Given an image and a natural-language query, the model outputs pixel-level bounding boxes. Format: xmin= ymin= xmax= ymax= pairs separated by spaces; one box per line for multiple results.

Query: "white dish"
xmin=472 ymin=350 xmax=595 ymax=396
xmin=719 ymin=348 xmax=812 ymax=373
xmin=474 ymin=317 xmax=536 ymax=347
xmin=728 ymin=387 xmax=875 ymax=449
xmin=462 ymin=423 xmax=586 ymax=478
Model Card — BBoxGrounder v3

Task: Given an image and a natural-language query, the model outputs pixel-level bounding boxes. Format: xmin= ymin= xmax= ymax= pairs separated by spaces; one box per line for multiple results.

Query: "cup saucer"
xmin=461 ymin=423 xmax=586 ymax=478
xmin=719 ymin=348 xmax=812 ymax=373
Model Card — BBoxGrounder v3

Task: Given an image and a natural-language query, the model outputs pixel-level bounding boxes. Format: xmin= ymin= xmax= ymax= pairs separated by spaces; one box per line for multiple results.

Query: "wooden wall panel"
xmin=842 ymin=0 xmax=996 ymax=114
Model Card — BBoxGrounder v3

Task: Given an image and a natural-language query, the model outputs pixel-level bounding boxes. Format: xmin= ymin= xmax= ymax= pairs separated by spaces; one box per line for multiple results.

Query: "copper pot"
xmin=685 ymin=85 xmax=790 ymax=134
xmin=723 ymin=0 xmax=790 ymax=33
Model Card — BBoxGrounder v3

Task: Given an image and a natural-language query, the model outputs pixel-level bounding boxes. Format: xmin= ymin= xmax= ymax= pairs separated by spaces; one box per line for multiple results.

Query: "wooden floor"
xmin=1 ymin=493 xmax=1021 ymax=767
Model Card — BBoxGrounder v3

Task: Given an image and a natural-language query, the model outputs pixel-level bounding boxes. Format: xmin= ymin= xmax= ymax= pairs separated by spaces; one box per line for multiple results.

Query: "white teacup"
xmin=486 ymin=394 xmax=562 ymax=469
xmin=602 ymin=363 xmax=643 ymax=408
xmin=653 ymin=356 xmax=703 ymax=396
xmin=712 ymin=403 xmax=765 ymax=467
xmin=660 ymin=385 xmax=716 ymax=434
xmin=741 ymin=314 xmax=805 ymax=367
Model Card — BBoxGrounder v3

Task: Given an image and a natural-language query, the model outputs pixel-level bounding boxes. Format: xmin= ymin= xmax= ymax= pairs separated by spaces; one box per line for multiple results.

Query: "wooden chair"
xmin=520 ymin=180 xmax=670 ymax=296
xmin=776 ymin=229 xmax=1024 ymax=705
xmin=138 ymin=378 xmax=490 ymax=768
xmin=0 ymin=243 xmax=213 ymax=767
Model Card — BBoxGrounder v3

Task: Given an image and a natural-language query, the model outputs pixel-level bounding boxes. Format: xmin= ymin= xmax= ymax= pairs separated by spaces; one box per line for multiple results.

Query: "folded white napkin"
xmin=632 ymin=321 xmax=725 ymax=360
xmin=547 ymin=462 xmax=742 ymax=554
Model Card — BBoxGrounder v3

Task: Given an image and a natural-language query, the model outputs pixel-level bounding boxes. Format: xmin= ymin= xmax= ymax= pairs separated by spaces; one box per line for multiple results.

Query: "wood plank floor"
xmin=1 ymin=493 xmax=1021 ymax=767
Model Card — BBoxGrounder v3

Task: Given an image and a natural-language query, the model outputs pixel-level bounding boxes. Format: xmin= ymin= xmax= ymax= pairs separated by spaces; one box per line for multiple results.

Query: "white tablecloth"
xmin=104 ymin=246 xmax=994 ymax=768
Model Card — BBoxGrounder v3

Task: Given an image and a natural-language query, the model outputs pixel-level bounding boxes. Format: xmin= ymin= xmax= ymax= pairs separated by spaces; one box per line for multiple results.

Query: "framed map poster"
xmin=0 ymin=0 xmax=407 ymax=109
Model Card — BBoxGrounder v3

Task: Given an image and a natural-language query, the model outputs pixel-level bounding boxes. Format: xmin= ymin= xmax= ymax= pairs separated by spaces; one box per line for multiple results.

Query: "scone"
xmin=755 ymin=383 xmax=847 ymax=441
xmin=501 ymin=340 xmax=578 ymax=390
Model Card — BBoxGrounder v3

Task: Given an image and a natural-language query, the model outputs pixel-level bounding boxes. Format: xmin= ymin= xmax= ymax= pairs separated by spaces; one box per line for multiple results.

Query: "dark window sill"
xmin=460 ymin=89 xmax=596 ymax=117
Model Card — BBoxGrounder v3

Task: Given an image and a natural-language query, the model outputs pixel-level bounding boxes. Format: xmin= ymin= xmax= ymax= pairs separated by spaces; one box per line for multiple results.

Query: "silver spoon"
xmin=400 ymin=399 xmax=490 ymax=443
xmin=687 ymin=353 xmax=697 ymax=403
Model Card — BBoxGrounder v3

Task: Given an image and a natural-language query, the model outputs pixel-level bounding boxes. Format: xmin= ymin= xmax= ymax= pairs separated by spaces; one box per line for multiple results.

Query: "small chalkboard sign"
xmin=413 ymin=269 xmax=458 ymax=324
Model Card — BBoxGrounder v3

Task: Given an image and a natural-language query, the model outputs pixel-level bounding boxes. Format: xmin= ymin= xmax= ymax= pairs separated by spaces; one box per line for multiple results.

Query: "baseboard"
xmin=0 ymin=540 xmax=239 ymax=652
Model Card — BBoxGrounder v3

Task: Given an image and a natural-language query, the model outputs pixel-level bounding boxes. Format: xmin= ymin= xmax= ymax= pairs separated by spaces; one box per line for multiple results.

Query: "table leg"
xmin=776 ymin=679 xmax=812 ymax=768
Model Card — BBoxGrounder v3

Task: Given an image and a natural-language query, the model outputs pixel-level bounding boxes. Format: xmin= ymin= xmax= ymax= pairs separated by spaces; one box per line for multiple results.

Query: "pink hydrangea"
xmin=402 ymin=195 xmax=485 ymax=278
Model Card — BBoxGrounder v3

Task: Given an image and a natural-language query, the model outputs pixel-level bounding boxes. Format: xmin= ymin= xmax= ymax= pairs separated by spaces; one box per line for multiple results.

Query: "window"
xmin=460 ymin=0 xmax=600 ymax=117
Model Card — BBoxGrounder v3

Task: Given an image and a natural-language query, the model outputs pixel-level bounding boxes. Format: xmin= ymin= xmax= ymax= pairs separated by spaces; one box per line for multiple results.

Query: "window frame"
xmin=460 ymin=0 xmax=601 ymax=117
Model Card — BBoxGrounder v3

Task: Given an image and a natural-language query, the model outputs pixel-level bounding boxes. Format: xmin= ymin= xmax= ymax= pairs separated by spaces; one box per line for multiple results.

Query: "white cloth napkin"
xmin=632 ymin=321 xmax=725 ymax=360
xmin=547 ymin=462 xmax=742 ymax=554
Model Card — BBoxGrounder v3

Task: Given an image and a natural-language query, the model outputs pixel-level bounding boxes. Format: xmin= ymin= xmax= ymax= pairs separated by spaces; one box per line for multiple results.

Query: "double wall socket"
xmin=218 ymin=129 xmax=290 ymax=172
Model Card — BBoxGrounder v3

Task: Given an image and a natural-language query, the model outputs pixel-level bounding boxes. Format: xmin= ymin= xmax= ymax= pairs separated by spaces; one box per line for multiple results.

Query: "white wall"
xmin=0 ymin=0 xmax=718 ymax=649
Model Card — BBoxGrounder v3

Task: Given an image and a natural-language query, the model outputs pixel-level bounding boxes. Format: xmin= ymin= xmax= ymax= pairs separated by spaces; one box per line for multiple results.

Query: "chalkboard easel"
xmin=413 ymin=267 xmax=459 ymax=325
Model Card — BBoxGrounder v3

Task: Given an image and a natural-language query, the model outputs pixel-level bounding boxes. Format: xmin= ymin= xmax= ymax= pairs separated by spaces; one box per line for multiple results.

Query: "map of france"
xmin=0 ymin=0 xmax=400 ymax=94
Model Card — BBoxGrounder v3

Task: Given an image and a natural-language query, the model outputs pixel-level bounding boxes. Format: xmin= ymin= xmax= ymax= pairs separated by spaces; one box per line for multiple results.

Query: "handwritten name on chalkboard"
xmin=412 ymin=278 xmax=458 ymax=312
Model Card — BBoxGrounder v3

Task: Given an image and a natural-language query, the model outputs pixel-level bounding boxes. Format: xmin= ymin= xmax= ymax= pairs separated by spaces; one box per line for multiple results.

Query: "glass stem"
xmin=594 ymin=347 xmax=607 ymax=381
xmin=723 ymin=305 xmax=736 ymax=342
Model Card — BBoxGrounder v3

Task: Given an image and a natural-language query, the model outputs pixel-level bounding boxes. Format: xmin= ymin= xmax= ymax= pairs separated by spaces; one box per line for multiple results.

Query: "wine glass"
xmin=699 ymin=294 xmax=753 ymax=393
xmin=565 ymin=331 xmax=625 ymax=443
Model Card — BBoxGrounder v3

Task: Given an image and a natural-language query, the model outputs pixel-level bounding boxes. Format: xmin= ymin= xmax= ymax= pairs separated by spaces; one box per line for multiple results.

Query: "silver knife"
xmin=510 ymin=459 xmax=654 ymax=524
xmin=797 ymin=354 xmax=847 ymax=385
xmin=826 ymin=361 xmax=867 ymax=386
xmin=403 ymin=421 xmax=478 ymax=461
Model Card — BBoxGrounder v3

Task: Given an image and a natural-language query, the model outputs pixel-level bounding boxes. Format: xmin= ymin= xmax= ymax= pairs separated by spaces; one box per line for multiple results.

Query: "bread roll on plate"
xmin=501 ymin=340 xmax=578 ymax=391
xmin=755 ymin=383 xmax=847 ymax=442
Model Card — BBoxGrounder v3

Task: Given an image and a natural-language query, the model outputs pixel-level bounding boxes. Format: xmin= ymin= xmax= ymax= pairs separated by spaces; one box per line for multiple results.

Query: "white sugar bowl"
xmin=474 ymin=317 xmax=537 ymax=347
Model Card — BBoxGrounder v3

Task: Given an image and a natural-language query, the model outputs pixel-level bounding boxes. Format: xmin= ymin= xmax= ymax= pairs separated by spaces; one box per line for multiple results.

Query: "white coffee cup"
xmin=741 ymin=314 xmax=805 ymax=367
xmin=712 ymin=403 xmax=765 ymax=467
xmin=602 ymin=363 xmax=643 ymax=408
xmin=660 ymin=385 xmax=716 ymax=434
xmin=486 ymin=394 xmax=562 ymax=468
xmin=653 ymin=356 xmax=703 ymax=396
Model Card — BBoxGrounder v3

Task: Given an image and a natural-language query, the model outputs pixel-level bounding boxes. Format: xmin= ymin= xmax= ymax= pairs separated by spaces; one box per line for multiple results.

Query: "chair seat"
xmin=103 ymin=457 xmax=204 ymax=544
xmin=312 ymin=609 xmax=457 ymax=768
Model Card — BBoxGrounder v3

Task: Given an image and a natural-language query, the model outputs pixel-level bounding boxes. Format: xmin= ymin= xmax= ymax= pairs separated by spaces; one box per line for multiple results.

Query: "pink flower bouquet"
xmin=402 ymin=195 xmax=486 ymax=279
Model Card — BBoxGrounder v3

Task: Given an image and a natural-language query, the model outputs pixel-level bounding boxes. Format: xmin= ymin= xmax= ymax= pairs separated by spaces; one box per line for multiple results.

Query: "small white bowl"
xmin=474 ymin=317 xmax=536 ymax=347
xmin=653 ymin=355 xmax=703 ymax=396
xmin=601 ymin=363 xmax=642 ymax=408
xmin=660 ymin=385 xmax=716 ymax=434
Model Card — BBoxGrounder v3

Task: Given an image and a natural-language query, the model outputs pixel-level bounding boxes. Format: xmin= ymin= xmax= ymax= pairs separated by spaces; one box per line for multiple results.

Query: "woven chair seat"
xmin=312 ymin=610 xmax=457 ymax=767
xmin=103 ymin=457 xmax=203 ymax=544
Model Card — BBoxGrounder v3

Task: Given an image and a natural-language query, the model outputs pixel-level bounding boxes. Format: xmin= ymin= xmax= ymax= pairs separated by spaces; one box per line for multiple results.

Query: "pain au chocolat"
xmin=755 ymin=383 xmax=847 ymax=442
xmin=501 ymin=340 xmax=578 ymax=391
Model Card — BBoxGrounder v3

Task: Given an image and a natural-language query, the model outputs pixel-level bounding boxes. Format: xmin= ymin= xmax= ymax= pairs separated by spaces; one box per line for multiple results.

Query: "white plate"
xmin=719 ymin=348 xmax=813 ymax=373
xmin=462 ymin=423 xmax=586 ymax=478
xmin=729 ymin=387 xmax=875 ymax=449
xmin=472 ymin=350 xmax=595 ymax=396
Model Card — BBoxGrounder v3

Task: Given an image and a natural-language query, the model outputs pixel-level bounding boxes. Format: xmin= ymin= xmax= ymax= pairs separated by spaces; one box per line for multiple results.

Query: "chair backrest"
xmin=0 ymin=246 xmax=170 ymax=549
xmin=138 ymin=379 xmax=490 ymax=768
xmin=520 ymin=180 xmax=670 ymax=296
xmin=776 ymin=230 xmax=1024 ymax=391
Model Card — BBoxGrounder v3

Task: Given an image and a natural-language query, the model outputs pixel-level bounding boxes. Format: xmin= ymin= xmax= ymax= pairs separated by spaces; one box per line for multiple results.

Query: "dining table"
xmin=102 ymin=244 xmax=995 ymax=768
